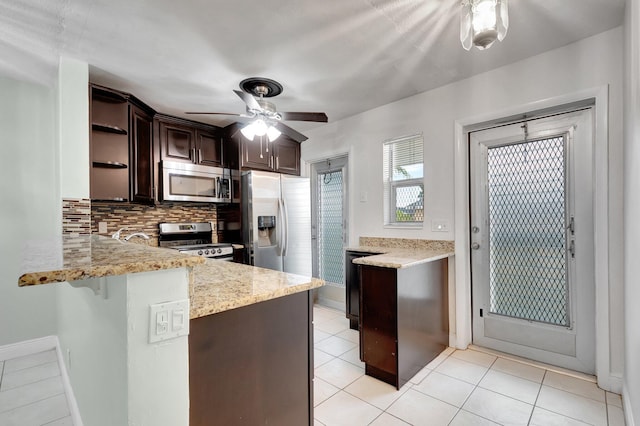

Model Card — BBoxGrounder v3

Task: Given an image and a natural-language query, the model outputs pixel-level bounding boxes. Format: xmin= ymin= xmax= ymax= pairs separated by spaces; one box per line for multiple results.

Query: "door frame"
xmin=310 ymin=155 xmax=349 ymax=283
xmin=453 ymin=86 xmax=615 ymax=390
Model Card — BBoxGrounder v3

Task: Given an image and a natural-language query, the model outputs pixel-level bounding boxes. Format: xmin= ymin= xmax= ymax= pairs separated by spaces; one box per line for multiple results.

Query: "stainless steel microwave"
xmin=161 ymin=161 xmax=231 ymax=203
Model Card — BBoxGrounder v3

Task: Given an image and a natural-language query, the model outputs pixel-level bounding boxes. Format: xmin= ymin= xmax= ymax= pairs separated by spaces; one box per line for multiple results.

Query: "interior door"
xmin=470 ymin=109 xmax=595 ymax=373
xmin=311 ymin=156 xmax=348 ymax=286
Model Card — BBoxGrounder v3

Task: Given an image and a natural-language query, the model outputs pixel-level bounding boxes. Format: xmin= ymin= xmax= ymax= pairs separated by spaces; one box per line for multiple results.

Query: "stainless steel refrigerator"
xmin=241 ymin=170 xmax=312 ymax=276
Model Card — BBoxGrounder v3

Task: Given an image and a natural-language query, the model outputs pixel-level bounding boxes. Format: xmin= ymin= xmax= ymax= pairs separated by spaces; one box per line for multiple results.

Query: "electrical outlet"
xmin=149 ymin=300 xmax=190 ymax=343
xmin=98 ymin=222 xmax=108 ymax=234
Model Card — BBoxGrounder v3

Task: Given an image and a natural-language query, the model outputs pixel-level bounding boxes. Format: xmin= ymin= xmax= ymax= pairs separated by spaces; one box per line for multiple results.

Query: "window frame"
xmin=383 ymin=133 xmax=424 ymax=228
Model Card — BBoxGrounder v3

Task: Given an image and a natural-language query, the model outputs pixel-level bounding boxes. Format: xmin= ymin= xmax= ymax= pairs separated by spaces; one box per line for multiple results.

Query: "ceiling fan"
xmin=186 ymin=77 xmax=328 ymax=142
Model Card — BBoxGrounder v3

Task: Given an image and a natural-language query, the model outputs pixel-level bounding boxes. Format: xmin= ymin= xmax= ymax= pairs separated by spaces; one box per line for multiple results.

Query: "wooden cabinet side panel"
xmin=360 ymin=266 xmax=398 ymax=379
xmin=130 ymin=105 xmax=154 ymax=204
xmin=396 ymin=259 xmax=449 ymax=388
xmin=189 ymin=291 xmax=312 ymax=426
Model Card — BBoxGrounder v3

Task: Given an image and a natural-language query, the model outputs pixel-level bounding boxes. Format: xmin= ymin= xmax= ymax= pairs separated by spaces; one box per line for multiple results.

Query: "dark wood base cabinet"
xmin=189 ymin=291 xmax=313 ymax=426
xmin=345 ymin=250 xmax=379 ymax=330
xmin=359 ymin=259 xmax=449 ymax=389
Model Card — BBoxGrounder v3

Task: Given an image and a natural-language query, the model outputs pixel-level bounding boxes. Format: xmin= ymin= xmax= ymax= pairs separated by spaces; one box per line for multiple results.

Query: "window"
xmin=383 ymin=134 xmax=424 ymax=226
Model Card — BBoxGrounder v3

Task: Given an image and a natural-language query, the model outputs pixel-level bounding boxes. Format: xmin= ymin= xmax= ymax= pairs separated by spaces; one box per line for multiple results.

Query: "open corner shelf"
xmin=92 ymin=88 xmax=128 ymax=104
xmin=92 ymin=161 xmax=128 ymax=169
xmin=92 ymin=123 xmax=128 ymax=135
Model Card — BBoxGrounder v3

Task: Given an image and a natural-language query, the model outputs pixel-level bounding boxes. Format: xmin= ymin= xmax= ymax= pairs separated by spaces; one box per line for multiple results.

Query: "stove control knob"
xmin=217 ymin=248 xmax=222 ymax=254
xmin=204 ymin=249 xmax=210 ymax=255
xmin=198 ymin=250 xmax=203 ymax=255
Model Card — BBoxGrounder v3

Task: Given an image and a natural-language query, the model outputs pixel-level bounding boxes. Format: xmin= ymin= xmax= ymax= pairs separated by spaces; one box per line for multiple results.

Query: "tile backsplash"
xmin=91 ymin=202 xmax=218 ymax=246
xmin=62 ymin=198 xmax=92 ymax=236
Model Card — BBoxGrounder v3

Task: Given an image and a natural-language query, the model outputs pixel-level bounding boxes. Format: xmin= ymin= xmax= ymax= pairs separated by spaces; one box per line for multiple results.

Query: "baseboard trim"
xmin=0 ymin=336 xmax=57 ymax=361
xmin=55 ymin=341 xmax=84 ymax=426
xmin=623 ymin=383 xmax=636 ymax=426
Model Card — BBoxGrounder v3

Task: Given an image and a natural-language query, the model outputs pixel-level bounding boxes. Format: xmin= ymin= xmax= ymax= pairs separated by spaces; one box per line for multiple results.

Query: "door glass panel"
xmin=487 ymin=136 xmax=569 ymax=326
xmin=317 ymin=170 xmax=344 ymax=286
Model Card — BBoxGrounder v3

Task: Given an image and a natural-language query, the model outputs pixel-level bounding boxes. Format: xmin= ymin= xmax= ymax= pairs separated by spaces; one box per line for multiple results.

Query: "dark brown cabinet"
xmin=359 ymin=259 xmax=449 ymax=389
xmin=189 ymin=291 xmax=313 ymax=425
xmin=224 ymin=123 xmax=301 ymax=176
xmin=90 ymin=85 xmax=130 ymax=201
xmin=129 ymin=103 xmax=156 ymax=204
xmin=345 ymin=250 xmax=379 ymax=330
xmin=157 ymin=115 xmax=222 ymax=167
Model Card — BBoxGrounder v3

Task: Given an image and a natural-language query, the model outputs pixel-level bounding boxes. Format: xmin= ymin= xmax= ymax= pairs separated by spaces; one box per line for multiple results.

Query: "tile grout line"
xmin=0 ymin=360 xmax=4 ymax=391
xmin=526 ymin=369 xmax=547 ymax=425
xmin=0 ymin=386 xmax=66 ymax=415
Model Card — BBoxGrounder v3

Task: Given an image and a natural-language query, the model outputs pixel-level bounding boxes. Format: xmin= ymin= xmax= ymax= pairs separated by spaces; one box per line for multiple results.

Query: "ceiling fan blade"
xmin=273 ymin=121 xmax=308 ymax=142
xmin=234 ymin=89 xmax=262 ymax=111
xmin=185 ymin=112 xmax=243 ymax=116
xmin=279 ymin=111 xmax=328 ymax=122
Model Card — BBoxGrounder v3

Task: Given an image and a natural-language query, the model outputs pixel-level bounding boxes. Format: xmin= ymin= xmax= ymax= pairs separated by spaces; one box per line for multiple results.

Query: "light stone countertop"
xmin=19 ymin=235 xmax=205 ymax=286
xmin=190 ymin=259 xmax=324 ymax=319
xmin=347 ymin=237 xmax=454 ymax=269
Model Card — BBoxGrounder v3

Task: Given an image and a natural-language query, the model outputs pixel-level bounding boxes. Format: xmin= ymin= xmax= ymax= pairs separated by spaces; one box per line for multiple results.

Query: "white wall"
xmin=58 ymin=58 xmax=89 ymax=199
xmin=0 ymin=76 xmax=59 ymax=346
xmin=302 ymin=27 xmax=625 ymax=380
xmin=623 ymin=0 xmax=639 ymax=423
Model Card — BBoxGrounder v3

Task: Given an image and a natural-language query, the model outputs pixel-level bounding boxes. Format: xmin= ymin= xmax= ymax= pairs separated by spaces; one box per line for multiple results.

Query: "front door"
xmin=470 ymin=109 xmax=595 ymax=373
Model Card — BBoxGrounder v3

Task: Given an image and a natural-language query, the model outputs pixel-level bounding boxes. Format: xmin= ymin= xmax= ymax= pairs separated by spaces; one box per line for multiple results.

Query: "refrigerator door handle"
xmin=282 ymin=197 xmax=289 ymax=256
xmin=278 ymin=197 xmax=285 ymax=257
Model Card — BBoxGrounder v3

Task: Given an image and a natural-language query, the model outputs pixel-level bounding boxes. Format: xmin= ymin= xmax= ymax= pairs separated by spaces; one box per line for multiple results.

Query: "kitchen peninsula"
xmin=346 ymin=237 xmax=454 ymax=389
xmin=19 ymin=236 xmax=323 ymax=426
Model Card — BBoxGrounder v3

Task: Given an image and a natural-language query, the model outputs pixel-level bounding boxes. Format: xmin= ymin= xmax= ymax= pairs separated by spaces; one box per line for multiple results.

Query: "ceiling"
xmin=0 ymin=0 xmax=625 ymax=133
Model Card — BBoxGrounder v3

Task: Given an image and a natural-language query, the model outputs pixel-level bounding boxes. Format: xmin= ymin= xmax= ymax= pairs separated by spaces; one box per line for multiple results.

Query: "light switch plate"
xmin=149 ymin=299 xmax=190 ymax=343
xmin=431 ymin=220 xmax=450 ymax=232
xmin=360 ymin=191 xmax=368 ymax=202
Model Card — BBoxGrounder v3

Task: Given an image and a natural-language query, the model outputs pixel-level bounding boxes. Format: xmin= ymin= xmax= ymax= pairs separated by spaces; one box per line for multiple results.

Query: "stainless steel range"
xmin=158 ymin=222 xmax=233 ymax=261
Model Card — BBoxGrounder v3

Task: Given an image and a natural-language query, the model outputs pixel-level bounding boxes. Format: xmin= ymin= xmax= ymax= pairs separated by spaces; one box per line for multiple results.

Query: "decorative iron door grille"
xmin=486 ymin=136 xmax=570 ymax=327
xmin=317 ymin=170 xmax=345 ymax=286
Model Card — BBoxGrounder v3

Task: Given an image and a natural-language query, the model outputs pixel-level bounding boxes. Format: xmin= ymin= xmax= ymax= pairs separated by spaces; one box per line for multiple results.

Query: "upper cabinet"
xmin=224 ymin=123 xmax=301 ymax=176
xmin=130 ymin=102 xmax=156 ymax=204
xmin=157 ymin=115 xmax=223 ymax=167
xmin=89 ymin=85 xmax=132 ymax=202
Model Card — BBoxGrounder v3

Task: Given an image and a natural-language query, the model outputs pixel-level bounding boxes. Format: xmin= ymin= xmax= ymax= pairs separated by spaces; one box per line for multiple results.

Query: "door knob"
xmin=471 ymin=243 xmax=480 ymax=250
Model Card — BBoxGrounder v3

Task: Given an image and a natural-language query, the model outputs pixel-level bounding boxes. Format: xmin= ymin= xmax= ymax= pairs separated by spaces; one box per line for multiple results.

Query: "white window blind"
xmin=383 ymin=134 xmax=424 ymax=226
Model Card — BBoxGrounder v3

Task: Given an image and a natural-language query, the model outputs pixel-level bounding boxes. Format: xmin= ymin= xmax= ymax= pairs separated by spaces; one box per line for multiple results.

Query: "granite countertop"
xmin=19 ymin=235 xmax=204 ymax=286
xmin=347 ymin=237 xmax=454 ymax=269
xmin=190 ymin=260 xmax=324 ymax=319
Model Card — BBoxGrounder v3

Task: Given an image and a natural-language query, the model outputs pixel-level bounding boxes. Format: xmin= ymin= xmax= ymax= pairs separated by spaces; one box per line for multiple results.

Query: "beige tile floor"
xmin=0 ymin=350 xmax=73 ymax=426
xmin=313 ymin=304 xmax=626 ymax=426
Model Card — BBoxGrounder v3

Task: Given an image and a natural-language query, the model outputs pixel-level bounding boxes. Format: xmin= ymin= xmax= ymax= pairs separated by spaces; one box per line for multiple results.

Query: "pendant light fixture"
xmin=460 ymin=0 xmax=509 ymax=51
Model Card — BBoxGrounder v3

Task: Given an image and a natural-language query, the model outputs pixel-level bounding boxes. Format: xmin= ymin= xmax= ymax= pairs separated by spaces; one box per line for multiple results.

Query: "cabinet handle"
xmin=191 ymin=148 xmax=196 ymax=163
xmin=198 ymin=148 xmax=202 ymax=164
xmin=276 ymin=156 xmax=279 ymax=170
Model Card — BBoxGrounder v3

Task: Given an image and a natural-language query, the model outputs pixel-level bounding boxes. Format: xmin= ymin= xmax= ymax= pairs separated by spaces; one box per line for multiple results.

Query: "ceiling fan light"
xmin=240 ymin=123 xmax=256 ymax=140
xmin=460 ymin=0 xmax=508 ymax=51
xmin=266 ymin=125 xmax=281 ymax=142
xmin=253 ymin=119 xmax=268 ymax=136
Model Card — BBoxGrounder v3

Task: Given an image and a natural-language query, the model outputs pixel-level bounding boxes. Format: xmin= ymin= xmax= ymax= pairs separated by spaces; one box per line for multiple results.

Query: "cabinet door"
xmin=159 ymin=120 xmax=195 ymax=163
xmin=241 ymin=136 xmax=273 ymax=171
xmin=360 ymin=266 xmax=398 ymax=381
xmin=196 ymin=128 xmax=223 ymax=167
xmin=274 ymin=137 xmax=300 ymax=175
xmin=130 ymin=105 xmax=155 ymax=204
xmin=345 ymin=251 xmax=374 ymax=330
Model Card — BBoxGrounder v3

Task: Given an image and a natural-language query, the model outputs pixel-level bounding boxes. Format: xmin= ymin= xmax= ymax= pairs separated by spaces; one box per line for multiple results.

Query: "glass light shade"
xmin=240 ymin=123 xmax=256 ymax=140
xmin=266 ymin=125 xmax=281 ymax=142
xmin=461 ymin=0 xmax=508 ymax=51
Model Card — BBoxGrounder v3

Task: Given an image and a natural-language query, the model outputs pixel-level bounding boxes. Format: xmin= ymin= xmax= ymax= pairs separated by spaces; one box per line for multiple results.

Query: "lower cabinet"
xmin=359 ymin=259 xmax=449 ymax=389
xmin=189 ymin=291 xmax=313 ymax=426
xmin=345 ymin=250 xmax=378 ymax=330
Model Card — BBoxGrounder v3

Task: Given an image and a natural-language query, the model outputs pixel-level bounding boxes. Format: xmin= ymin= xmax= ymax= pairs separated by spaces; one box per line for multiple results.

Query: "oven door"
xmin=161 ymin=161 xmax=231 ymax=203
